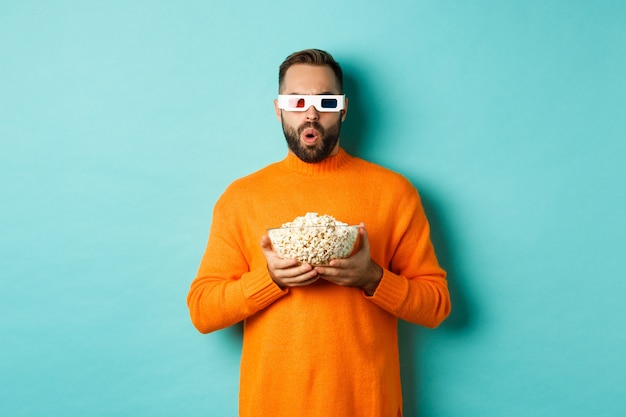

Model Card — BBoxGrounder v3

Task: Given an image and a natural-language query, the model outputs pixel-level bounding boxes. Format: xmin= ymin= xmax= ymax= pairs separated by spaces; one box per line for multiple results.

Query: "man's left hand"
xmin=314 ymin=223 xmax=383 ymax=296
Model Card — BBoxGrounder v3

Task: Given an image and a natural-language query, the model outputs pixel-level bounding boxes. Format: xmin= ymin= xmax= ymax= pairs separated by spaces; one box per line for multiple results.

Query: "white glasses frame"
xmin=277 ymin=94 xmax=345 ymax=112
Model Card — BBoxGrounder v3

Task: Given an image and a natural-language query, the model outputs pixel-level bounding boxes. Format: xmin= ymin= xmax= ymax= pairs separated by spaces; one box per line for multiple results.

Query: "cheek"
xmin=282 ymin=112 xmax=304 ymax=125
xmin=320 ymin=113 xmax=343 ymax=127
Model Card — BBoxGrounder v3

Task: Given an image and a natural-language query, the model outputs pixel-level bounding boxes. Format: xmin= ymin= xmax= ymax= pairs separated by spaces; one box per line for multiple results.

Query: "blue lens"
xmin=320 ymin=98 xmax=338 ymax=108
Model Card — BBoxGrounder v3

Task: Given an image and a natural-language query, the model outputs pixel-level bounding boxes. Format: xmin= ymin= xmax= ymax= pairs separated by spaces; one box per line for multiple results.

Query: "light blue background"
xmin=1 ymin=1 xmax=624 ymax=416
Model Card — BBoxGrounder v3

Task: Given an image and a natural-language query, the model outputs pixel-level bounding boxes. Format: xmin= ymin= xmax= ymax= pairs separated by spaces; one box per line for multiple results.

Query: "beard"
xmin=281 ymin=117 xmax=342 ymax=163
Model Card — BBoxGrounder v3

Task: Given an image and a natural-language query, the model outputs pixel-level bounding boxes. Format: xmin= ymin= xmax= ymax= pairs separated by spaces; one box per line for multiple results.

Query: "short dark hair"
xmin=278 ymin=49 xmax=343 ymax=93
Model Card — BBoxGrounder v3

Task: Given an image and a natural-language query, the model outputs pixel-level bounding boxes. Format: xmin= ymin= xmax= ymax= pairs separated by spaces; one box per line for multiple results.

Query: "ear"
xmin=340 ymin=96 xmax=348 ymax=122
xmin=274 ymin=99 xmax=282 ymax=122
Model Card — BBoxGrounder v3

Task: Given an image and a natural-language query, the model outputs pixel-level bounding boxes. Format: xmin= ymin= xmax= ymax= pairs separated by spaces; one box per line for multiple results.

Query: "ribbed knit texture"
xmin=187 ymin=148 xmax=450 ymax=417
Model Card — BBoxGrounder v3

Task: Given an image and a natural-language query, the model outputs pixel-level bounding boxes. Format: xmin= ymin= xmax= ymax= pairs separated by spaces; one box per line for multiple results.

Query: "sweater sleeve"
xmin=367 ymin=268 xmax=450 ymax=328
xmin=186 ymin=193 xmax=286 ymax=334
xmin=366 ymin=185 xmax=451 ymax=328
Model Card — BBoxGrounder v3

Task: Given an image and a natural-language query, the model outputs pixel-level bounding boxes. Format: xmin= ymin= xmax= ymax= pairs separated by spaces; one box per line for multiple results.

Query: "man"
xmin=187 ymin=49 xmax=451 ymax=417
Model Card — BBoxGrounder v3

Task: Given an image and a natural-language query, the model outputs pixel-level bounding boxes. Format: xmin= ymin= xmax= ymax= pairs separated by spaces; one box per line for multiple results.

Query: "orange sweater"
xmin=187 ymin=148 xmax=450 ymax=417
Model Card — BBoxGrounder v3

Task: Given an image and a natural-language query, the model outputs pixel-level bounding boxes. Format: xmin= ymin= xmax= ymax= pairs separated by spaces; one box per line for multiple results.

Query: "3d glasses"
xmin=277 ymin=95 xmax=345 ymax=112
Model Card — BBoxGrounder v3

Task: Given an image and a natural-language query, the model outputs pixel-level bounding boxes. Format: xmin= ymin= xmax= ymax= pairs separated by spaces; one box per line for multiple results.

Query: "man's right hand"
xmin=260 ymin=235 xmax=319 ymax=289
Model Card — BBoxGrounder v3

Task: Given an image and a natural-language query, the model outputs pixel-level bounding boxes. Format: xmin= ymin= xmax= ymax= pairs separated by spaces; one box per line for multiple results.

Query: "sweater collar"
xmin=281 ymin=147 xmax=351 ymax=175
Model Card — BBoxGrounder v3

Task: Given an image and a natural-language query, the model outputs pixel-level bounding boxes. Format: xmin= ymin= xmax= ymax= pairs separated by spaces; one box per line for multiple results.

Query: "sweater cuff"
xmin=366 ymin=269 xmax=408 ymax=312
xmin=242 ymin=267 xmax=286 ymax=310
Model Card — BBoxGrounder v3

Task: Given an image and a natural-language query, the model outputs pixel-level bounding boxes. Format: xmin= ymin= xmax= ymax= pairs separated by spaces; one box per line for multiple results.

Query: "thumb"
xmin=358 ymin=222 xmax=370 ymax=251
xmin=260 ymin=234 xmax=274 ymax=252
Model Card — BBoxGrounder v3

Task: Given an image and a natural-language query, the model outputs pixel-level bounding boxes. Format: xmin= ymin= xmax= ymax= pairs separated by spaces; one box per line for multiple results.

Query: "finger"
xmin=316 ymin=260 xmax=346 ymax=272
xmin=282 ymin=271 xmax=319 ymax=286
xmin=261 ymin=235 xmax=300 ymax=268
xmin=272 ymin=261 xmax=315 ymax=280
xmin=282 ymin=262 xmax=315 ymax=276
xmin=260 ymin=234 xmax=275 ymax=252
xmin=358 ymin=222 xmax=370 ymax=252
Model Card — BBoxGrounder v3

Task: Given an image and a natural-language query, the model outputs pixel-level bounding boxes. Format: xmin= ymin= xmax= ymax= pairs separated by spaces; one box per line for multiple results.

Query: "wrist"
xmin=363 ymin=261 xmax=383 ymax=296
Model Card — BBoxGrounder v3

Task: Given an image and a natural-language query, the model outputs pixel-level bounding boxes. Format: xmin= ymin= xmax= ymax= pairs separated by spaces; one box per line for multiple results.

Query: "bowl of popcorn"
xmin=267 ymin=213 xmax=361 ymax=265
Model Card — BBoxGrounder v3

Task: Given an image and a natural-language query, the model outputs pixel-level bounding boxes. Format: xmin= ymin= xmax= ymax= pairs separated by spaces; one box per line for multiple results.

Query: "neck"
xmin=283 ymin=147 xmax=349 ymax=175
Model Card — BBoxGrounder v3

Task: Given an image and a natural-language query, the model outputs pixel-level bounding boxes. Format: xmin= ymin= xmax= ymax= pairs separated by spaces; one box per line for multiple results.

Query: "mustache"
xmin=298 ymin=121 xmax=324 ymax=135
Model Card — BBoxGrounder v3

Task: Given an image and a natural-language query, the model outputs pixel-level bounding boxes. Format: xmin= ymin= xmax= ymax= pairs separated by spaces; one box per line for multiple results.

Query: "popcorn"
xmin=268 ymin=213 xmax=359 ymax=265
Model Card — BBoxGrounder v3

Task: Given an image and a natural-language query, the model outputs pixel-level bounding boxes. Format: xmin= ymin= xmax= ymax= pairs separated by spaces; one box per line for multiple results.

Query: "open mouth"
xmin=302 ymin=128 xmax=320 ymax=144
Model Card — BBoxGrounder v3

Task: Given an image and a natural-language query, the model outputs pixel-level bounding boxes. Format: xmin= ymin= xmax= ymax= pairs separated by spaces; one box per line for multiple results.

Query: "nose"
xmin=304 ymin=105 xmax=319 ymax=121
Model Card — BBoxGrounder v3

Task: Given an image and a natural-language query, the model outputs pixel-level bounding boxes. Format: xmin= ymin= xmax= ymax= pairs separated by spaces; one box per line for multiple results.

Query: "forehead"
xmin=281 ymin=64 xmax=340 ymax=94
